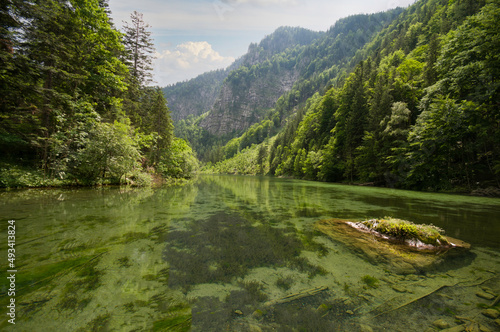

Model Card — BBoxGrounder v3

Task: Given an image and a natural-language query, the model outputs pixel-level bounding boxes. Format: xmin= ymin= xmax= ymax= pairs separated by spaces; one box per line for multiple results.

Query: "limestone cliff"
xmin=198 ymin=27 xmax=323 ymax=135
xmin=200 ymin=68 xmax=299 ymax=135
xmin=162 ymin=68 xmax=231 ymax=122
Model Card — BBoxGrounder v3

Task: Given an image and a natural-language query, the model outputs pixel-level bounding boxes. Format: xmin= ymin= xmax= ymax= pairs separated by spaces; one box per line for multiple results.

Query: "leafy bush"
xmin=158 ymin=138 xmax=198 ymax=178
xmin=0 ymin=163 xmax=63 ymax=188
xmin=125 ymin=169 xmax=152 ymax=187
xmin=69 ymin=121 xmax=142 ymax=185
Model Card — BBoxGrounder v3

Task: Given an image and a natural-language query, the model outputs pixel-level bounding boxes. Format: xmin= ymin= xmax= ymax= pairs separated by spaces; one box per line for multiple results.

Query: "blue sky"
xmin=108 ymin=0 xmax=416 ymax=86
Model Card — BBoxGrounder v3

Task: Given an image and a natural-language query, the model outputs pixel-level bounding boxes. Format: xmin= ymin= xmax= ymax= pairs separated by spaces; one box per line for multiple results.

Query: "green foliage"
xmin=178 ymin=11 xmax=402 ymax=160
xmin=239 ymin=119 xmax=275 ymax=151
xmin=203 ymin=144 xmax=261 ymax=176
xmin=414 ymin=1 xmax=500 ymax=188
xmin=4 ymin=0 xmax=498 ymax=191
xmin=436 ymin=1 xmax=498 ymax=104
xmin=69 ymin=121 xmax=143 ymax=185
xmin=212 ymin=0 xmax=498 ymax=193
xmin=374 ymin=220 xmax=419 ymax=239
xmin=158 ymin=138 xmax=198 ymax=179
xmin=0 ymin=1 xmax=195 ymax=187
xmin=407 ymin=96 xmax=475 ymax=190
xmin=174 ymin=113 xmax=234 ymax=163
xmin=0 ymin=162 xmax=63 ymax=188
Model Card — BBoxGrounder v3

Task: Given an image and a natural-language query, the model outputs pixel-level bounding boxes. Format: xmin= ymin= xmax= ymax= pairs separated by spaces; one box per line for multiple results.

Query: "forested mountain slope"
xmin=207 ymin=0 xmax=499 ymax=193
xmin=199 ymin=13 xmax=401 ymax=136
xmin=162 ymin=27 xmax=322 ymax=123
xmin=172 ymin=11 xmax=403 ymax=162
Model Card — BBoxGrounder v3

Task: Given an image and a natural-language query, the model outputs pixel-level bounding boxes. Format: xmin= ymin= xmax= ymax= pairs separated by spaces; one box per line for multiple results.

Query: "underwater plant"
xmin=361 ymin=275 xmax=379 ymax=288
xmin=276 ymin=275 xmax=294 ymax=291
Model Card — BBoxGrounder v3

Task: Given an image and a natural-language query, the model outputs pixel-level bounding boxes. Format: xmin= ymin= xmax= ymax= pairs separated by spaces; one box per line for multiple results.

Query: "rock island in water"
xmin=315 ymin=217 xmax=471 ymax=274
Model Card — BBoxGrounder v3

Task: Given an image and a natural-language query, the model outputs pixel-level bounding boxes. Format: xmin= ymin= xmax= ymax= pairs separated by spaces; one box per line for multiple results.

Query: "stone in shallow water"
xmin=482 ymin=308 xmax=500 ymax=319
xmin=252 ymin=309 xmax=264 ymax=319
xmin=314 ymin=219 xmax=471 ymax=274
xmin=433 ymin=318 xmax=451 ymax=329
xmin=359 ymin=324 xmax=374 ymax=332
xmin=391 ymin=285 xmax=407 ymax=293
xmin=476 ymin=291 xmax=495 ymax=300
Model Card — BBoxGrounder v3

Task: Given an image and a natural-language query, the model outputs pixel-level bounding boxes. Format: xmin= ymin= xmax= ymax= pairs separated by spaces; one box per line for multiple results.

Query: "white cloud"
xmin=109 ymin=0 xmax=417 ymax=85
xmin=154 ymin=41 xmax=235 ymax=86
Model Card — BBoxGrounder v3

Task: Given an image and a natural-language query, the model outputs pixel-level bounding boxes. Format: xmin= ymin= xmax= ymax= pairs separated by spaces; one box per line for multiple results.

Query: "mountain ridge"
xmin=199 ymin=10 xmax=402 ymax=136
xmin=205 ymin=0 xmax=500 ymax=193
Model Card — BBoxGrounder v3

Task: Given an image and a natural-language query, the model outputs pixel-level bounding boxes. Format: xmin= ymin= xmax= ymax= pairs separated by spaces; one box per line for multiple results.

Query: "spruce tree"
xmin=122 ymin=11 xmax=155 ymax=87
xmin=122 ymin=11 xmax=155 ymax=126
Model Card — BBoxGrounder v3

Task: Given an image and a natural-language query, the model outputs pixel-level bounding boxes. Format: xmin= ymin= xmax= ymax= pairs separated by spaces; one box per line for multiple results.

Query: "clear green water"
xmin=1 ymin=175 xmax=499 ymax=331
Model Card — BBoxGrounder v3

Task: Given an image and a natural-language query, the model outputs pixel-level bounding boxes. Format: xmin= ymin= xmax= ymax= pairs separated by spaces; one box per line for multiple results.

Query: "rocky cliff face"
xmin=166 ymin=86 xmax=219 ymax=122
xmin=197 ymin=27 xmax=323 ymax=135
xmin=200 ymin=69 xmax=298 ymax=135
xmin=162 ymin=68 xmax=230 ymax=122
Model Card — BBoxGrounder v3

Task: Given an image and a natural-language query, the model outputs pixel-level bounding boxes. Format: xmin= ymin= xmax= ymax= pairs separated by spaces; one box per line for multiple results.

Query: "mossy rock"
xmin=315 ymin=218 xmax=470 ymax=274
xmin=355 ymin=217 xmax=452 ymax=247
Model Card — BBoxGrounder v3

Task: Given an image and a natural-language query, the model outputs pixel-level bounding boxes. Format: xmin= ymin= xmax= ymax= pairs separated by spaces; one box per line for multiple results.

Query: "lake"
xmin=1 ymin=175 xmax=499 ymax=331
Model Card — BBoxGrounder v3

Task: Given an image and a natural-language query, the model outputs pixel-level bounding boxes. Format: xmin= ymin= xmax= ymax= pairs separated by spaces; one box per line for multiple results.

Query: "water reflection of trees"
xmin=199 ymin=175 xmax=381 ymax=221
xmin=200 ymin=175 xmax=500 ymax=248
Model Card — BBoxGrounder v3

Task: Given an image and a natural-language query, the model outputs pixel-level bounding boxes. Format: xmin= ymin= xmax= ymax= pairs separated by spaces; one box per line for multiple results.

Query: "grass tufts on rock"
xmin=360 ymin=217 xmax=449 ymax=246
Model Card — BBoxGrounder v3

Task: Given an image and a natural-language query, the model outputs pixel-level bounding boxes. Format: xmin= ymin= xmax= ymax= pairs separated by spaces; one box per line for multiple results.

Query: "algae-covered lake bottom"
xmin=1 ymin=175 xmax=499 ymax=331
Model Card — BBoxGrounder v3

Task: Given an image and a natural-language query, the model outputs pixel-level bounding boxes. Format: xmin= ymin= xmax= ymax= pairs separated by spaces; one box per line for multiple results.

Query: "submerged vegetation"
xmin=276 ymin=275 xmax=295 ymax=291
xmin=361 ymin=275 xmax=379 ymax=289
xmin=163 ymin=211 xmax=327 ymax=291
xmin=1 ymin=174 xmax=499 ymax=330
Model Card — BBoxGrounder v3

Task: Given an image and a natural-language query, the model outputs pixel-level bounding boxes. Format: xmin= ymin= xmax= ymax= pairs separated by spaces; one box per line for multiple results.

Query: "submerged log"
xmin=315 ymin=219 xmax=471 ymax=274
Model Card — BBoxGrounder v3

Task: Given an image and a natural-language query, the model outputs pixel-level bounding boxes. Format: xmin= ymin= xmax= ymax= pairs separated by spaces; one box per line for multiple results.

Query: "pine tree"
xmin=122 ymin=11 xmax=155 ymax=127
xmin=122 ymin=11 xmax=155 ymax=87
xmin=142 ymin=87 xmax=173 ymax=166
xmin=0 ymin=0 xmax=15 ymax=53
xmin=423 ymin=34 xmax=440 ymax=86
xmin=2 ymin=0 xmax=127 ymax=173
xmin=337 ymin=63 xmax=368 ymax=182
xmin=98 ymin=0 xmax=112 ymax=18
xmin=0 ymin=0 xmax=36 ymax=162
xmin=0 ymin=0 xmax=21 ymax=116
